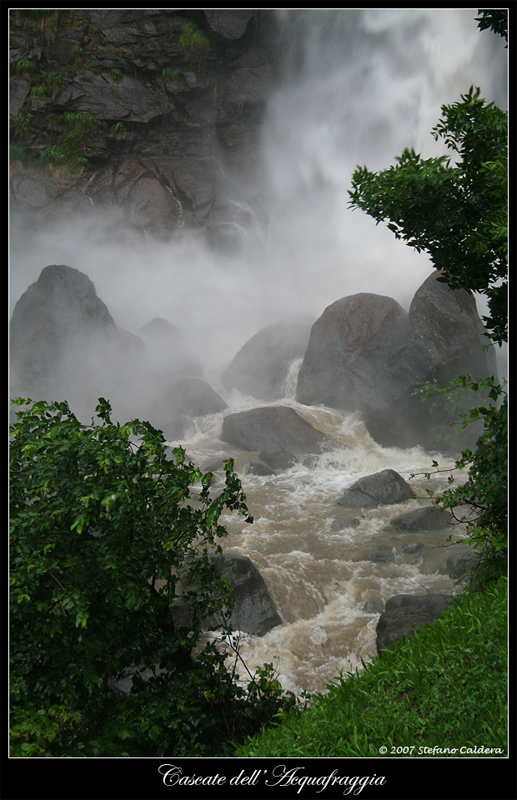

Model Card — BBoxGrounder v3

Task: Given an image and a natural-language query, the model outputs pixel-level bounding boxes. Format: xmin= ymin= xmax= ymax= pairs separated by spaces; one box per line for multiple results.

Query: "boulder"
xmin=376 ymin=606 xmax=438 ymax=655
xmin=9 ymin=264 xmax=144 ymax=419
xmin=177 ymin=553 xmax=282 ymax=636
xmin=164 ymin=377 xmax=227 ymax=418
xmin=140 ymin=317 xmax=203 ymax=377
xmin=368 ymin=544 xmax=395 ymax=563
xmin=244 ymin=461 xmax=276 ymax=476
xmin=376 ymin=592 xmax=455 ymax=655
xmin=388 ymin=505 xmax=452 ymax=532
xmin=222 ymin=316 xmax=313 ymax=401
xmin=207 ymin=554 xmax=282 ymax=635
xmin=296 ymin=273 xmax=497 ymax=450
xmin=385 ymin=593 xmax=454 ymax=616
xmin=337 ymin=469 xmax=413 ymax=509
xmin=221 ymin=406 xmax=328 ymax=455
xmin=296 ymin=293 xmax=406 ymax=410
xmin=259 ymin=447 xmax=298 ymax=472
xmin=440 ymin=551 xmax=478 ymax=580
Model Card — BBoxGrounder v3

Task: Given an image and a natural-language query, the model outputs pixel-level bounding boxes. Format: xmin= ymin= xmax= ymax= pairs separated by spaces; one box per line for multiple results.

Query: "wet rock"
xmin=259 ymin=447 xmax=297 ymax=472
xmin=389 ymin=505 xmax=452 ymax=532
xmin=376 ymin=607 xmax=437 ymax=656
xmin=296 ymin=273 xmax=496 ymax=451
xmin=376 ymin=592 xmax=455 ymax=655
xmin=368 ymin=544 xmax=395 ymax=563
xmin=296 ymin=293 xmax=406 ymax=410
xmin=401 ymin=541 xmax=425 ymax=555
xmin=221 ymin=406 xmax=328 ymax=455
xmin=330 ymin=516 xmax=360 ymax=531
xmin=244 ymin=461 xmax=276 ymax=476
xmin=363 ymin=596 xmax=384 ymax=614
xmin=140 ymin=317 xmax=203 ymax=377
xmin=9 ymin=264 xmax=143 ymax=419
xmin=337 ymin=469 xmax=413 ymax=509
xmin=222 ymin=316 xmax=313 ymax=401
xmin=208 ymin=554 xmax=282 ymax=635
xmin=385 ymin=593 xmax=454 ymax=616
xmin=440 ymin=551 xmax=478 ymax=580
xmin=164 ymin=377 xmax=227 ymax=417
xmin=177 ymin=553 xmax=282 ymax=636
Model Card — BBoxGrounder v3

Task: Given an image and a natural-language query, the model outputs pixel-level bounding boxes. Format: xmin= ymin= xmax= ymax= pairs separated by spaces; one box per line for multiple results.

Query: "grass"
xmin=236 ymin=576 xmax=508 ymax=757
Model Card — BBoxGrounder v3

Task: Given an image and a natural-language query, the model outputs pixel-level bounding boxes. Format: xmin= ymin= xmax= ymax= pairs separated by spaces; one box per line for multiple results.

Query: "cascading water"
xmin=171 ymin=368 xmax=469 ymax=695
xmin=10 ymin=10 xmax=507 ymax=695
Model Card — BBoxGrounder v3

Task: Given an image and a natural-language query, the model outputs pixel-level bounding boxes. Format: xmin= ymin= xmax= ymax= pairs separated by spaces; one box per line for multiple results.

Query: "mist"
xmin=9 ymin=9 xmax=508 ymax=381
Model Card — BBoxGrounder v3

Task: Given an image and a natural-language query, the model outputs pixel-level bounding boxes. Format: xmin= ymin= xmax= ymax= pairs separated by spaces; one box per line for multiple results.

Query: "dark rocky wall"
xmin=10 ymin=9 xmax=280 ymax=246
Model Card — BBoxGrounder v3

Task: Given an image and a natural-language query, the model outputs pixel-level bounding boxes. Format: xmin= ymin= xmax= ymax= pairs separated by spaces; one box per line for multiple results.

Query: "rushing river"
xmin=167 ymin=362 xmax=469 ymax=696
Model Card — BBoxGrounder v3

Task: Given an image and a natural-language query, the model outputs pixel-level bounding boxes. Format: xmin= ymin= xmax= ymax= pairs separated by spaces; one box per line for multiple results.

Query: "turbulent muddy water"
xmin=168 ymin=364 xmax=469 ymax=696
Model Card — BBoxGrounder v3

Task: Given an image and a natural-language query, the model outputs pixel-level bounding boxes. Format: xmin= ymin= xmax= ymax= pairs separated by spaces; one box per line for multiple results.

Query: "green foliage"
xmin=349 ymin=87 xmax=508 ymax=345
xmin=162 ymin=66 xmax=183 ymax=83
xmin=178 ymin=20 xmax=210 ymax=71
xmin=10 ymin=113 xmax=31 ymax=139
xmin=111 ymin=68 xmax=122 ymax=84
xmin=71 ymin=45 xmax=84 ymax=62
xmin=9 ymin=398 xmax=295 ymax=756
xmin=10 ymin=58 xmax=39 ymax=77
xmin=411 ymin=375 xmax=507 ymax=585
xmin=42 ymin=111 xmax=106 ymax=166
xmin=237 ymin=576 xmax=508 ymax=757
xmin=476 ymin=9 xmax=508 ymax=44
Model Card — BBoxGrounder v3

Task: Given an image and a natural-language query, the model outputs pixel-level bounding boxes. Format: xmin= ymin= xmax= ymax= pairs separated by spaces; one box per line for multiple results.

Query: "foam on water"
xmin=168 ymin=379 xmax=469 ymax=695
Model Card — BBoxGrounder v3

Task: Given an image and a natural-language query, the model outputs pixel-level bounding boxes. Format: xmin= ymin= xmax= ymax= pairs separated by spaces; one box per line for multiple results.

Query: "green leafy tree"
xmin=475 ymin=8 xmax=508 ymax=44
xmin=348 ymin=66 xmax=507 ymax=582
xmin=9 ymin=398 xmax=294 ymax=756
xmin=348 ymin=87 xmax=507 ymax=345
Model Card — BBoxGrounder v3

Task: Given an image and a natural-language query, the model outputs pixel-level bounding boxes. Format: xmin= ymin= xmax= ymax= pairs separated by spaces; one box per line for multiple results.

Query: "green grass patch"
xmin=236 ymin=577 xmax=508 ymax=757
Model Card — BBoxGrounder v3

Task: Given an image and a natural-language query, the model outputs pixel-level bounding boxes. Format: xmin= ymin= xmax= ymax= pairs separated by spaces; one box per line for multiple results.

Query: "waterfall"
xmin=10 ymin=9 xmax=507 ymax=694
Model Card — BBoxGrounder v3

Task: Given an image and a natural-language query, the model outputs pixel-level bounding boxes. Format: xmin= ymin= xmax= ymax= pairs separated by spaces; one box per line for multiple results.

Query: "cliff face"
xmin=9 ymin=9 xmax=280 ymax=245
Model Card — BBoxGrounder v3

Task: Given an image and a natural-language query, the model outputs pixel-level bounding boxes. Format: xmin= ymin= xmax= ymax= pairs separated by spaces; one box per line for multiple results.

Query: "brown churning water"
xmin=170 ymin=364 xmax=469 ymax=695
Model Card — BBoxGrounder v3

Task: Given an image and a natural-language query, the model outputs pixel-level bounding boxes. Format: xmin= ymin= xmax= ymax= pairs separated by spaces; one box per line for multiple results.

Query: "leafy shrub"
xmin=178 ymin=20 xmax=210 ymax=70
xmin=9 ymin=397 xmax=294 ymax=756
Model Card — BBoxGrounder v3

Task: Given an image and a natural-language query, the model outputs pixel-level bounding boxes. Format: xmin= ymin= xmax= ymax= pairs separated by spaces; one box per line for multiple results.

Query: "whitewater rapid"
xmin=167 ymin=363 xmax=469 ymax=696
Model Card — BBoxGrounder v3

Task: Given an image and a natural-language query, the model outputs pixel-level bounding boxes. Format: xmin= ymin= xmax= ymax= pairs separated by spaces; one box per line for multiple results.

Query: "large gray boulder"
xmin=221 ymin=406 xmax=328 ymax=455
xmin=176 ymin=553 xmax=282 ymax=636
xmin=337 ymin=469 xmax=414 ymax=509
xmin=222 ymin=316 xmax=313 ymax=401
xmin=296 ymin=293 xmax=406 ymax=411
xmin=206 ymin=553 xmax=282 ymax=636
xmin=296 ymin=273 xmax=497 ymax=450
xmin=9 ymin=264 xmax=143 ymax=419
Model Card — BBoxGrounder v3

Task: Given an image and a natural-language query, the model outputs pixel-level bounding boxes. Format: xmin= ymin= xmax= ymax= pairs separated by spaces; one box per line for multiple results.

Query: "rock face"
xmin=376 ymin=593 xmax=454 ymax=655
xmin=296 ymin=273 xmax=497 ymax=450
xmin=222 ymin=316 xmax=313 ymax=401
xmin=9 ymin=9 xmax=279 ymax=244
xmin=221 ymin=406 xmax=328 ymax=455
xmin=337 ymin=469 xmax=414 ymax=509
